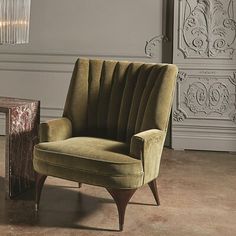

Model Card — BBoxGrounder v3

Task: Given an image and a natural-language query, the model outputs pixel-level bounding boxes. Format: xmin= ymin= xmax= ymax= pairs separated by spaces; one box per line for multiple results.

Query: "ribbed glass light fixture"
xmin=0 ymin=0 xmax=31 ymax=44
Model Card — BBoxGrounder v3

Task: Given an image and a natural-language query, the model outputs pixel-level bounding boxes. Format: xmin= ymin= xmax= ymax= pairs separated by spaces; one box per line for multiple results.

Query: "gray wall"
xmin=0 ymin=0 xmax=171 ymax=139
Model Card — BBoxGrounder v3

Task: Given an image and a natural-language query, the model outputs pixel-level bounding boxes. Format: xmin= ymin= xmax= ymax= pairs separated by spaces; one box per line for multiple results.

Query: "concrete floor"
xmin=0 ymin=136 xmax=236 ymax=236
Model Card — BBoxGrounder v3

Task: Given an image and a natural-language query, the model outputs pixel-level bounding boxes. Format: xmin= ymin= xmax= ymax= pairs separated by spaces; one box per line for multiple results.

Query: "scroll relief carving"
xmin=145 ymin=35 xmax=167 ymax=58
xmin=229 ymin=72 xmax=236 ymax=85
xmin=173 ymin=110 xmax=186 ymax=122
xmin=173 ymin=71 xmax=188 ymax=122
xmin=229 ymin=112 xmax=236 ymax=123
xmin=184 ymin=81 xmax=233 ymax=114
xmin=179 ymin=0 xmax=236 ymax=59
xmin=177 ymin=71 xmax=188 ymax=82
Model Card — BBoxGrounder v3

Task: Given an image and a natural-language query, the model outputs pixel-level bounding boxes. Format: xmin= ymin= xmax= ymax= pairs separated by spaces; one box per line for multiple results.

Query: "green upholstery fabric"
xmin=34 ymin=137 xmax=143 ymax=188
xmin=33 ymin=58 xmax=178 ymax=189
xmin=39 ymin=117 xmax=72 ymax=142
xmin=130 ymin=129 xmax=165 ymax=185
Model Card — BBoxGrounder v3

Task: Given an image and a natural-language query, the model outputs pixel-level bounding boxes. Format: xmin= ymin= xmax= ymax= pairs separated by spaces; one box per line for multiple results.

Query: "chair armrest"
xmin=39 ymin=117 xmax=72 ymax=142
xmin=130 ymin=129 xmax=165 ymax=184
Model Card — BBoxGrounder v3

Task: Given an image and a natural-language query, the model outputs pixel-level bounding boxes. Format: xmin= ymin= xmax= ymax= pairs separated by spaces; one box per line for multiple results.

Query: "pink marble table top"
xmin=0 ymin=97 xmax=38 ymax=109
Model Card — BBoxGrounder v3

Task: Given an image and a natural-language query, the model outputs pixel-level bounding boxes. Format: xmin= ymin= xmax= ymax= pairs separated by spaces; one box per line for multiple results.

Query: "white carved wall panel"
xmin=178 ymin=0 xmax=236 ymax=59
xmin=173 ymin=0 xmax=236 ymax=64
xmin=172 ymin=0 xmax=236 ymax=152
xmin=174 ymin=69 xmax=236 ymax=121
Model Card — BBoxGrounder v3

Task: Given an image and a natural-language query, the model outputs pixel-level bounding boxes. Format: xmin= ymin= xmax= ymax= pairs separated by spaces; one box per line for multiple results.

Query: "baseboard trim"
xmin=172 ymin=134 xmax=236 ymax=152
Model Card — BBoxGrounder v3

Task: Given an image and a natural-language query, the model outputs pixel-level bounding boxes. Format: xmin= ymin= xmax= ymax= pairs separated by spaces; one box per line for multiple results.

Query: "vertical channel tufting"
xmin=126 ymin=64 xmax=154 ymax=142
xmin=140 ymin=65 xmax=168 ymax=132
xmin=117 ymin=62 xmax=143 ymax=141
xmin=135 ymin=65 xmax=163 ymax=134
xmin=63 ymin=58 xmax=89 ymax=136
xmin=87 ymin=59 xmax=104 ymax=136
xmin=141 ymin=65 xmax=177 ymax=132
xmin=107 ymin=62 xmax=130 ymax=139
xmin=97 ymin=60 xmax=117 ymax=137
xmin=63 ymin=58 xmax=176 ymax=142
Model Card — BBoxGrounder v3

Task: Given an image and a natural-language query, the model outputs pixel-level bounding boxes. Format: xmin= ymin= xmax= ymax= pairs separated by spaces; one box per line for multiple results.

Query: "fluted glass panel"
xmin=0 ymin=0 xmax=31 ymax=44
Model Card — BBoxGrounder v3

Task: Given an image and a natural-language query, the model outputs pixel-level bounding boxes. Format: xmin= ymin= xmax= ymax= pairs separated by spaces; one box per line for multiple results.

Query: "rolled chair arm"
xmin=130 ymin=129 xmax=165 ymax=185
xmin=39 ymin=117 xmax=72 ymax=142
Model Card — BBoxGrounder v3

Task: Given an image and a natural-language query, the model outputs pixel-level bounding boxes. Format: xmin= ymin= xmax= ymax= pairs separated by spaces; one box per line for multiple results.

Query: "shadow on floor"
xmin=0 ymin=176 xmax=121 ymax=231
xmin=0 ymin=176 xmax=156 ymax=232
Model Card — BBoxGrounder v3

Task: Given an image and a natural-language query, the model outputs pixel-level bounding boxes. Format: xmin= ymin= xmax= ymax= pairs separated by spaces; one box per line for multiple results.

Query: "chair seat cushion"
xmin=33 ymin=137 xmax=144 ymax=188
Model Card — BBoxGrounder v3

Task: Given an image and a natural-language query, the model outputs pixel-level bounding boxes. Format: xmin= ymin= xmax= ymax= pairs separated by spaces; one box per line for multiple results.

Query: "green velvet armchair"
xmin=33 ymin=58 xmax=178 ymax=231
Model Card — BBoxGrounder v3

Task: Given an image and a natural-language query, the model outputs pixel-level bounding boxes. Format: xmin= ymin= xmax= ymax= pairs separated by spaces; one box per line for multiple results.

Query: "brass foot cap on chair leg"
xmin=119 ymin=224 xmax=124 ymax=231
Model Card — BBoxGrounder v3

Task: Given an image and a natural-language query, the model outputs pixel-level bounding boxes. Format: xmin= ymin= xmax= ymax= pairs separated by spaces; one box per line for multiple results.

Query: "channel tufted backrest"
xmin=63 ymin=58 xmax=178 ymax=142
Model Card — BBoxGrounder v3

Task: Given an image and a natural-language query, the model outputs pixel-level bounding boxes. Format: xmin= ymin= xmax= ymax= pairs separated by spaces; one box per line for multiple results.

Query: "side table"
xmin=0 ymin=97 xmax=40 ymax=199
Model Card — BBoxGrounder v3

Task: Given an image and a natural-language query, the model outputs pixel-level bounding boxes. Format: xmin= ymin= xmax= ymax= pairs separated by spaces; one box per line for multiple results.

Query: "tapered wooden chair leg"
xmin=107 ymin=188 xmax=136 ymax=231
xmin=148 ymin=179 xmax=160 ymax=206
xmin=35 ymin=173 xmax=47 ymax=211
xmin=78 ymin=182 xmax=82 ymax=188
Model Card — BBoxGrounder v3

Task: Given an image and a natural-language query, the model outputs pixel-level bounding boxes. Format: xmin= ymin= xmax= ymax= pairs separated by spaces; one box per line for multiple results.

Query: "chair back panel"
xmin=63 ymin=58 xmax=178 ymax=142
